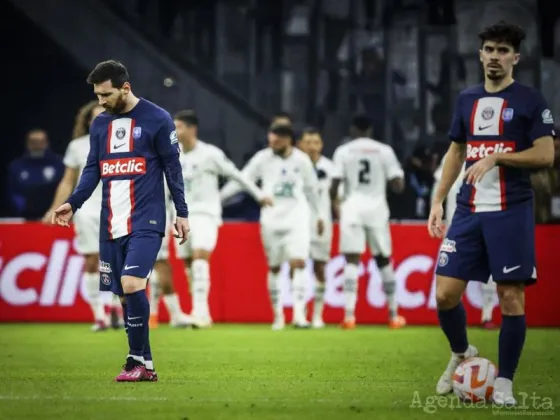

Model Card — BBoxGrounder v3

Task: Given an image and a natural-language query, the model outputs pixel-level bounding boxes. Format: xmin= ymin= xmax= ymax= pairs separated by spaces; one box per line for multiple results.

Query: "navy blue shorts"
xmin=99 ymin=230 xmax=163 ymax=296
xmin=435 ymin=202 xmax=536 ymax=285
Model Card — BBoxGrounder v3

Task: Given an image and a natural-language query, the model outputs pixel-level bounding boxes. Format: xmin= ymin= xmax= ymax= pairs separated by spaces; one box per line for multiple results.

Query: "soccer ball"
xmin=452 ymin=357 xmax=497 ymax=402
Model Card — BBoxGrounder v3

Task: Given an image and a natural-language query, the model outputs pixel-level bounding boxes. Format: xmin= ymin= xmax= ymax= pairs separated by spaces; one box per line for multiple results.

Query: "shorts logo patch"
xmin=100 ymin=261 xmax=112 ymax=273
xmin=438 ymin=252 xmax=449 ymax=267
xmin=440 ymin=238 xmax=456 ymax=253
xmin=101 ymin=273 xmax=111 ymax=286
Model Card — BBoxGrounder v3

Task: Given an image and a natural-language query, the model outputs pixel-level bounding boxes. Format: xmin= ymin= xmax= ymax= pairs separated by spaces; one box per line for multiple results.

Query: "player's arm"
xmin=220 ymin=153 xmax=261 ymax=203
xmin=329 ymin=147 xmax=343 ymax=203
xmin=432 ymin=95 xmax=468 ymax=205
xmin=155 ymin=117 xmax=189 ymax=218
xmin=65 ymin=130 xmax=101 ymax=214
xmin=213 ymin=150 xmax=265 ymax=202
xmin=383 ymin=147 xmax=405 ymax=193
xmin=494 ymin=93 xmax=555 ymax=168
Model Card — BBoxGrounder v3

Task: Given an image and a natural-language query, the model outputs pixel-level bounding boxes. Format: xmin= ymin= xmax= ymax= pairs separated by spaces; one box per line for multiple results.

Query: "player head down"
xmin=268 ymin=123 xmax=295 ymax=156
xmin=86 ymin=60 xmax=132 ymax=114
xmin=478 ymin=21 xmax=525 ymax=83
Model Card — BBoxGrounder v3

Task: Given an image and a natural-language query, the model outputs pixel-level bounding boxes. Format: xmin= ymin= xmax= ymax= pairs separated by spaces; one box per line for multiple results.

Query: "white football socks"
xmin=313 ymin=280 xmax=325 ymax=322
xmin=292 ymin=268 xmax=307 ymax=323
xmin=481 ymin=280 xmax=496 ymax=322
xmin=379 ymin=265 xmax=398 ymax=319
xmin=191 ymin=259 xmax=210 ymax=319
xmin=343 ymin=263 xmax=359 ymax=320
xmin=267 ymin=271 xmax=283 ymax=320
xmin=163 ymin=293 xmax=182 ymax=320
xmin=148 ymin=270 xmax=161 ymax=316
xmin=84 ymin=272 xmax=105 ymax=322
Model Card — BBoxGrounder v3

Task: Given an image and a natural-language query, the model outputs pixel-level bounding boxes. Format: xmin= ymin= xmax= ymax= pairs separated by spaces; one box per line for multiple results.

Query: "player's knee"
xmin=374 ymin=255 xmax=391 ymax=269
xmin=289 ymin=259 xmax=306 ymax=270
xmin=345 ymin=254 xmax=360 ymax=265
xmin=83 ymin=254 xmax=98 ymax=273
xmin=314 ymin=261 xmax=326 ymax=282
xmin=435 ymin=276 xmax=466 ymax=309
xmin=269 ymin=266 xmax=281 ymax=274
xmin=121 ymin=275 xmax=147 ymax=294
xmin=192 ymin=249 xmax=211 ymax=260
xmin=497 ymin=283 xmax=525 ymax=315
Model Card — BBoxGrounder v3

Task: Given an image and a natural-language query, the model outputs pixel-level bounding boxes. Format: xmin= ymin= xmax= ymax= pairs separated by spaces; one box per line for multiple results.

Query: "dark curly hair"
xmin=478 ymin=21 xmax=526 ymax=52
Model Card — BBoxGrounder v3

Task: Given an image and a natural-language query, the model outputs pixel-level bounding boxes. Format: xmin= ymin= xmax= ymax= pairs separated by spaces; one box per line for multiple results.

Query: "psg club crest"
xmin=502 ymin=108 xmax=514 ymax=121
xmin=481 ymin=107 xmax=494 ymax=120
xmin=116 ymin=127 xmax=126 ymax=140
xmin=132 ymin=127 xmax=142 ymax=139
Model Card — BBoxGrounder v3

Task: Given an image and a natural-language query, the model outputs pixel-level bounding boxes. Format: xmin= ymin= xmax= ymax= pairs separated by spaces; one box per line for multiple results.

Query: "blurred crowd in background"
xmin=3 ymin=0 xmax=560 ymax=223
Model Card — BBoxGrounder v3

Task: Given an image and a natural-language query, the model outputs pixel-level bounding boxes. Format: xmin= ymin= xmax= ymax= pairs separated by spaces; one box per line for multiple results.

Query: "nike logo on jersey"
xmin=124 ymin=265 xmax=139 ymax=270
xmin=503 ymin=265 xmax=521 ymax=274
xmin=478 ymin=124 xmax=493 ymax=131
xmin=113 ymin=143 xmax=126 ymax=150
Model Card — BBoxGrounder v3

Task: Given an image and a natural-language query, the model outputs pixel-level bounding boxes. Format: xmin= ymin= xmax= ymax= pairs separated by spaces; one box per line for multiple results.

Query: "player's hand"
xmin=174 ymin=217 xmax=190 ymax=245
xmin=465 ymin=155 xmax=497 ymax=185
xmin=52 ymin=203 xmax=74 ymax=227
xmin=427 ymin=202 xmax=445 ymax=239
xmin=259 ymin=197 xmax=274 ymax=207
xmin=42 ymin=210 xmax=54 ymax=225
xmin=317 ymin=219 xmax=325 ymax=236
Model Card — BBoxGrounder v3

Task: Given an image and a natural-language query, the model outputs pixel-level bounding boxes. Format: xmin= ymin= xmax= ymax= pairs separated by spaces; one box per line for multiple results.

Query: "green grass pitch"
xmin=1 ymin=324 xmax=558 ymax=419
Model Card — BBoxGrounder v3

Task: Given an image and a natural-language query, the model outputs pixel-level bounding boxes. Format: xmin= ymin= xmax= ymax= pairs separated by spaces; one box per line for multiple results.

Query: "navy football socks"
xmin=125 ymin=290 xmax=150 ymax=358
xmin=498 ymin=314 xmax=526 ymax=380
xmin=438 ymin=302 xmax=469 ymax=354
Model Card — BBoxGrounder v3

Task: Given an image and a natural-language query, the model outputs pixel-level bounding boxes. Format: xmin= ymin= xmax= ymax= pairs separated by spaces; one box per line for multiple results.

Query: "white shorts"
xmin=174 ymin=214 xmax=221 ymax=260
xmin=73 ymin=211 xmax=100 ymax=255
xmin=156 ymin=233 xmax=171 ymax=261
xmin=339 ymin=222 xmax=392 ymax=256
xmin=261 ymin=225 xmax=310 ymax=268
xmin=310 ymin=223 xmax=332 ymax=262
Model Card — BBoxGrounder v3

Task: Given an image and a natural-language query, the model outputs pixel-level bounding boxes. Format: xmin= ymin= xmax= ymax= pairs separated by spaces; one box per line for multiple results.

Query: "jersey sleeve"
xmin=66 ymin=126 xmax=101 ymax=213
xmin=382 ymin=147 xmax=404 ymax=181
xmin=220 ymin=151 xmax=263 ymax=202
xmin=155 ymin=114 xmax=189 ymax=218
xmin=212 ymin=149 xmax=264 ymax=201
xmin=529 ymin=91 xmax=555 ymax=142
xmin=449 ymin=94 xmax=467 ymax=143
xmin=62 ymin=141 xmax=79 ymax=169
xmin=331 ymin=147 xmax=344 ymax=179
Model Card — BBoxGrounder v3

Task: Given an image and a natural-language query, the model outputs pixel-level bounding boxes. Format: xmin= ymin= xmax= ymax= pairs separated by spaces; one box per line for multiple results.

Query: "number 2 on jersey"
xmin=358 ymin=159 xmax=370 ymax=184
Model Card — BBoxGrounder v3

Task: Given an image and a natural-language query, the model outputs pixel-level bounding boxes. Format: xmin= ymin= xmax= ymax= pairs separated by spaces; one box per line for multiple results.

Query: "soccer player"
xmin=221 ymin=123 xmax=326 ymax=329
xmin=428 ymin=22 xmax=555 ymax=405
xmin=44 ymin=100 xmax=123 ymax=331
xmin=173 ymin=110 xmax=272 ymax=328
xmin=433 ymin=157 xmax=498 ymax=329
xmin=52 ymin=60 xmax=190 ymax=382
xmin=297 ymin=127 xmax=335 ymax=328
xmin=330 ymin=115 xmax=406 ymax=330
xmin=148 ymin=187 xmax=193 ymax=329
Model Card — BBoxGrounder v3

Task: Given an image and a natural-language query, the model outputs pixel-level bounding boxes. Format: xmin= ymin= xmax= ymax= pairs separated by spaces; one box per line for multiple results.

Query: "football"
xmin=452 ymin=357 xmax=497 ymax=402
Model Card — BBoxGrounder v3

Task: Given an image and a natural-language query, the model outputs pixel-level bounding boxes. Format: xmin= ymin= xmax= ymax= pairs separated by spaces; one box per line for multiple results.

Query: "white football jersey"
xmin=63 ymin=134 xmax=102 ymax=215
xmin=332 ymin=137 xmax=403 ymax=219
xmin=433 ymin=156 xmax=466 ymax=222
xmin=312 ymin=155 xmax=335 ymax=224
xmin=180 ymin=140 xmax=263 ymax=221
xmin=221 ymin=148 xmax=324 ymax=230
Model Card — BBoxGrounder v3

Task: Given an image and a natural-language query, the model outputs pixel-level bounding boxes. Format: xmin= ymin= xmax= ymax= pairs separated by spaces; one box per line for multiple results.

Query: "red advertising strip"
xmin=0 ymin=223 xmax=558 ymax=326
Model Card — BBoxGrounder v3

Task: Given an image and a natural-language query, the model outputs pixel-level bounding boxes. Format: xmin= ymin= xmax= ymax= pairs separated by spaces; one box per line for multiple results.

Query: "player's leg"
xmin=82 ymin=253 xmax=109 ymax=331
xmin=286 ymin=227 xmax=311 ymax=328
xmin=188 ymin=216 xmax=220 ymax=328
xmin=434 ymin=211 xmax=488 ymax=394
xmin=109 ymin=293 xmax=125 ymax=329
xmin=339 ymin=221 xmax=365 ymax=329
xmin=480 ymin=277 xmax=498 ymax=329
xmin=366 ymin=223 xmax=405 ymax=328
xmin=148 ymin=264 xmax=161 ymax=328
xmin=482 ymin=204 xmax=536 ymax=406
xmin=261 ymin=228 xmax=285 ymax=330
xmin=153 ymin=259 xmax=191 ymax=328
xmin=309 ymin=233 xmax=331 ymax=328
xmin=116 ymin=232 xmax=162 ymax=382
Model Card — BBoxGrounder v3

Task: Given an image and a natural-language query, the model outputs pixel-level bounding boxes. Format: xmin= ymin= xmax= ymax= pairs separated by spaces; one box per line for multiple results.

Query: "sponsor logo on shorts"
xmin=466 ymin=141 xmax=515 ymax=161
xmin=440 ymin=238 xmax=456 ymax=253
xmin=100 ymin=261 xmax=112 ymax=273
xmin=101 ymin=273 xmax=111 ymax=286
xmin=100 ymin=158 xmax=146 ymax=177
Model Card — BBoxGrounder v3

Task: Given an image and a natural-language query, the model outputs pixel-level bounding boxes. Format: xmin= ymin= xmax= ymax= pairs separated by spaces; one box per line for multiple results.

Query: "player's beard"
xmin=103 ymin=93 xmax=127 ymax=114
xmin=272 ymin=146 xmax=288 ymax=156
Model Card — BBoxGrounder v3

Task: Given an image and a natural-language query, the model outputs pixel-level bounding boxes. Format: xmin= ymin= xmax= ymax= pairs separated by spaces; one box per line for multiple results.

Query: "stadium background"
xmin=1 ymin=0 xmax=559 ymax=327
